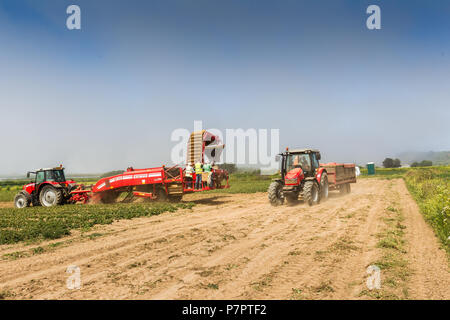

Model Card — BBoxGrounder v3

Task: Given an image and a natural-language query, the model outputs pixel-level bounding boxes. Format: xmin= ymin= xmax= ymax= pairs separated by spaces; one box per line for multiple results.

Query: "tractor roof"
xmin=34 ymin=166 xmax=64 ymax=172
xmin=287 ymin=149 xmax=320 ymax=154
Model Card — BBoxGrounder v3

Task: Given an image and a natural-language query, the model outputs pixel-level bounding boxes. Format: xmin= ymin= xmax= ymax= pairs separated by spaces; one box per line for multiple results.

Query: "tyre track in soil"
xmin=0 ymin=179 xmax=448 ymax=299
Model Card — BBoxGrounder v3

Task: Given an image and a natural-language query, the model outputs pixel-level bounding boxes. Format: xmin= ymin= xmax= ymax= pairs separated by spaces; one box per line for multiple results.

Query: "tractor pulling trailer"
xmin=14 ymin=130 xmax=229 ymax=208
xmin=268 ymin=148 xmax=356 ymax=206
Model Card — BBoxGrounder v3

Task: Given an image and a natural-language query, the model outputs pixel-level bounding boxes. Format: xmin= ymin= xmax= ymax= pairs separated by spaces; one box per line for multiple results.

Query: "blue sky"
xmin=0 ymin=0 xmax=449 ymax=175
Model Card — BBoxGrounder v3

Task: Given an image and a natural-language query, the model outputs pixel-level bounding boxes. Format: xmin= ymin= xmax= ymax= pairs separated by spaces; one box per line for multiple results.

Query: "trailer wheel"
xmin=339 ymin=183 xmax=351 ymax=195
xmin=39 ymin=185 xmax=63 ymax=207
xmin=268 ymin=181 xmax=284 ymax=206
xmin=14 ymin=191 xmax=31 ymax=208
xmin=320 ymin=172 xmax=329 ymax=201
xmin=303 ymin=180 xmax=319 ymax=206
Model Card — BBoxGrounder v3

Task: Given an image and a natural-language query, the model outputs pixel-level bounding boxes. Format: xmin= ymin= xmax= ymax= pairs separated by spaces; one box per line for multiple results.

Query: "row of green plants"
xmin=0 ymin=202 xmax=194 ymax=245
xmin=0 ymin=190 xmax=17 ymax=202
xmin=403 ymin=167 xmax=449 ymax=253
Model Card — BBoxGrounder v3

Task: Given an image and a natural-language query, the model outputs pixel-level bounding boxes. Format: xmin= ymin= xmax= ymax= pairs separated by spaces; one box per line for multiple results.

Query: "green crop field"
xmin=205 ymin=173 xmax=275 ymax=194
xmin=0 ymin=202 xmax=194 ymax=245
xmin=359 ymin=167 xmax=410 ymax=179
xmin=0 ymin=185 xmax=22 ymax=202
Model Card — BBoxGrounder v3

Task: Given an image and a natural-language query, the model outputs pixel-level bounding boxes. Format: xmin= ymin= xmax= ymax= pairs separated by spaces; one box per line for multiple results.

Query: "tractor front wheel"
xmin=303 ymin=180 xmax=319 ymax=206
xmin=14 ymin=191 xmax=31 ymax=208
xmin=268 ymin=181 xmax=284 ymax=206
xmin=39 ymin=185 xmax=63 ymax=207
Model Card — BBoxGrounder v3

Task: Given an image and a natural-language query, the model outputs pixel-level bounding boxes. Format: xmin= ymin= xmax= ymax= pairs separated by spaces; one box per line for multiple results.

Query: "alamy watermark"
xmin=64 ymin=4 xmax=381 ymax=31
xmin=66 ymin=5 xmax=81 ymax=30
xmin=366 ymin=265 xmax=381 ymax=290
xmin=171 ymin=121 xmax=280 ymax=170
xmin=66 ymin=265 xmax=81 ymax=290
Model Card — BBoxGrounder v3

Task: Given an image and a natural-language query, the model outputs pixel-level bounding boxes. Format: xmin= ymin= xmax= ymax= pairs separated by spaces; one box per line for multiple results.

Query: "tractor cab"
xmin=27 ymin=166 xmax=67 ymax=185
xmin=277 ymin=149 xmax=321 ymax=180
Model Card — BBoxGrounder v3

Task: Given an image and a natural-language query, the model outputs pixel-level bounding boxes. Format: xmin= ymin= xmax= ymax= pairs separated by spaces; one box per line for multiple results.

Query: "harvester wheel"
xmin=14 ymin=191 xmax=31 ymax=208
xmin=39 ymin=185 xmax=63 ymax=207
xmin=320 ymin=172 xmax=329 ymax=201
xmin=303 ymin=180 xmax=319 ymax=206
xmin=268 ymin=181 xmax=284 ymax=206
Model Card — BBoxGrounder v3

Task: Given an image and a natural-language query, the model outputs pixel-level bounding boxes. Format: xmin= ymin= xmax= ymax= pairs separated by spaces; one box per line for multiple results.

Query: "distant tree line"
xmin=410 ymin=160 xmax=433 ymax=167
xmin=382 ymin=158 xmax=401 ymax=168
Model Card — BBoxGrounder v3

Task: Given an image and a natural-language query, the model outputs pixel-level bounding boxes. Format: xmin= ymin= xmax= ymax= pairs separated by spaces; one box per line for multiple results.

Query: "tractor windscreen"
xmin=46 ymin=170 xmax=66 ymax=183
xmin=286 ymin=154 xmax=311 ymax=172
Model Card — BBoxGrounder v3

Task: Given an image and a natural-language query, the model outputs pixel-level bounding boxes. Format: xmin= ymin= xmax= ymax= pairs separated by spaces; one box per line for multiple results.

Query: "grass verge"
xmin=403 ymin=168 xmax=449 ymax=254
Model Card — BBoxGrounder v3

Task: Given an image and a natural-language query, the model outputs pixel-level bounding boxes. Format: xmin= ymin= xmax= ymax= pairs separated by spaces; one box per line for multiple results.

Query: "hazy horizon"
xmin=1 ymin=1 xmax=449 ymax=176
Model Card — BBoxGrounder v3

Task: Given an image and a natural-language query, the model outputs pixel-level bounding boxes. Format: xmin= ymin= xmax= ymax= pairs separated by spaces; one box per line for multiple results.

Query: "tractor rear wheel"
xmin=303 ymin=180 xmax=319 ymax=206
xmin=39 ymin=185 xmax=63 ymax=207
xmin=320 ymin=172 xmax=329 ymax=202
xmin=268 ymin=181 xmax=284 ymax=206
xmin=14 ymin=191 xmax=31 ymax=208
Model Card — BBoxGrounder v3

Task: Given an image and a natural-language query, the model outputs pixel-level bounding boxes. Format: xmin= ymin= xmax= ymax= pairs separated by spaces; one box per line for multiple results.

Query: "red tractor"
xmin=268 ymin=149 xmax=328 ymax=206
xmin=268 ymin=149 xmax=356 ymax=206
xmin=14 ymin=166 xmax=80 ymax=208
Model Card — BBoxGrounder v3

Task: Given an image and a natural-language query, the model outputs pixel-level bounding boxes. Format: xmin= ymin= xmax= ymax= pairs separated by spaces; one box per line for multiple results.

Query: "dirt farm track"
xmin=0 ymin=179 xmax=448 ymax=299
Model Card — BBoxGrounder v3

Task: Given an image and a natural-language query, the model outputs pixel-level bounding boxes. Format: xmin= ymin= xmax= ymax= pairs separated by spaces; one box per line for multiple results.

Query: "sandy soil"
xmin=0 ymin=179 xmax=448 ymax=299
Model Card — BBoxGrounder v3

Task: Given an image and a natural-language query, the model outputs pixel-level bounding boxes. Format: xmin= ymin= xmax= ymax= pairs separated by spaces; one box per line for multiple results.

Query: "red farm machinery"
xmin=268 ymin=148 xmax=356 ymax=206
xmin=14 ymin=130 xmax=229 ymax=208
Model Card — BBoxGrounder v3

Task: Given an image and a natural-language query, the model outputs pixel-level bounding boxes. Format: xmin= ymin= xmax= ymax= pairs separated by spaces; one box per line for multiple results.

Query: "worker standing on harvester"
xmin=185 ymin=163 xmax=194 ymax=189
xmin=203 ymin=162 xmax=212 ymax=188
xmin=195 ymin=162 xmax=203 ymax=190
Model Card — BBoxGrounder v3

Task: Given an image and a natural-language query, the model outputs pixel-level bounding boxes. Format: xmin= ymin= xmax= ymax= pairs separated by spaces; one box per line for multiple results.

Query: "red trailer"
xmin=319 ymin=163 xmax=356 ymax=194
